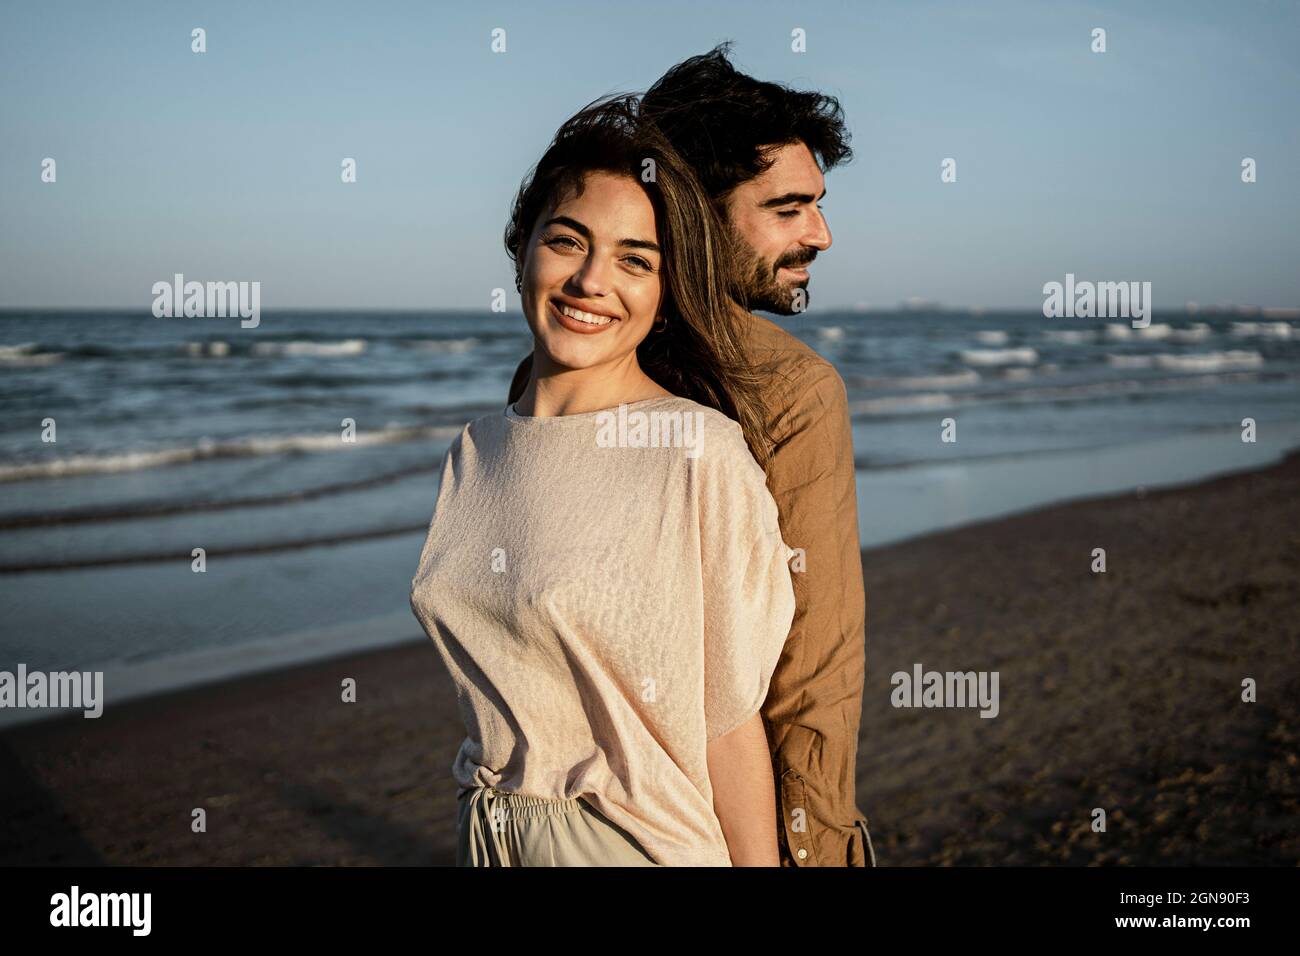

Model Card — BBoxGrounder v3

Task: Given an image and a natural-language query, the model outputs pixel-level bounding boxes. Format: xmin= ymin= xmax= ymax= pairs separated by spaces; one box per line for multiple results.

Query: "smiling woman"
xmin=409 ymin=94 xmax=799 ymax=866
xmin=526 ymin=177 xmax=661 ymax=348
xmin=502 ymin=95 xmax=774 ymax=467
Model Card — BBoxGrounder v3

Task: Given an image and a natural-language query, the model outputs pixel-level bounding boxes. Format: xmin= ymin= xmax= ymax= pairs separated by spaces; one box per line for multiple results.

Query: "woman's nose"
xmin=571 ymin=255 xmax=612 ymax=296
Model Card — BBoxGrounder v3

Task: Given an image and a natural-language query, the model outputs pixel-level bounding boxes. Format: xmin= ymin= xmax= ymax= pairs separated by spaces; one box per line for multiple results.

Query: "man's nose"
xmin=804 ymin=207 xmax=832 ymax=251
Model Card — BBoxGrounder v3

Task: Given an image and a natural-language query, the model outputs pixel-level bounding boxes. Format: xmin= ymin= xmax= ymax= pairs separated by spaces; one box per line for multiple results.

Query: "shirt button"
xmin=797 ymin=848 xmax=808 ymax=860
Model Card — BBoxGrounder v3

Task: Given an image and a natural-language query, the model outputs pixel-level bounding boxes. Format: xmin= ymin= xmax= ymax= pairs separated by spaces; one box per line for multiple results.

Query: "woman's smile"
xmin=549 ymin=298 xmax=622 ymax=335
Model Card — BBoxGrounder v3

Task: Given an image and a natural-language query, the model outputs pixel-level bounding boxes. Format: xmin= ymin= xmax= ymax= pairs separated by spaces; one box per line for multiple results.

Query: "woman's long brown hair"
xmin=504 ymin=94 xmax=775 ymax=469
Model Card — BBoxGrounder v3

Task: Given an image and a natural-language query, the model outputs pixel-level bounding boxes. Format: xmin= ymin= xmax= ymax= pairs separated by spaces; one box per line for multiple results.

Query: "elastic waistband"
xmin=459 ymin=785 xmax=586 ymax=820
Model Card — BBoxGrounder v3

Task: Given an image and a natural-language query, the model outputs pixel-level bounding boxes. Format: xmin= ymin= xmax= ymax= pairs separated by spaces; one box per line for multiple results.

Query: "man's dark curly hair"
xmin=640 ymin=41 xmax=852 ymax=203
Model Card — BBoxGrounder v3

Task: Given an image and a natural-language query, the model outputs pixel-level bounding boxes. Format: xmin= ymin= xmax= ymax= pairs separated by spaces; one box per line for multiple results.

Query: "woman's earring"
xmin=652 ymin=316 xmax=667 ymax=333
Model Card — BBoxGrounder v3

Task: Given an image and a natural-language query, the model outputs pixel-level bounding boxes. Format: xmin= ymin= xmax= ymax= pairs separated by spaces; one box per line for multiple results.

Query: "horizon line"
xmin=2 ymin=304 xmax=1296 ymax=316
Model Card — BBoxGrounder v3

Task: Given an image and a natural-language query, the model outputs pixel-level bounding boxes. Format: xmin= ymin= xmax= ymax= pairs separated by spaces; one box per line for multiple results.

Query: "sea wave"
xmin=403 ymin=337 xmax=479 ymax=353
xmin=1105 ymin=350 xmax=1264 ymax=372
xmin=1153 ymin=350 xmax=1264 ymax=372
xmin=1106 ymin=354 xmax=1153 ymax=369
xmin=851 ymin=369 xmax=981 ymax=390
xmin=5 ymin=337 xmax=387 ymax=363
xmin=1168 ymin=323 xmax=1213 ymax=343
xmin=960 ymin=347 xmax=1038 ymax=366
xmin=1042 ymin=330 xmax=1094 ymax=345
xmin=0 ymin=459 xmax=441 ymax=530
xmin=184 ymin=340 xmax=231 ymax=357
xmin=0 ymin=423 xmax=464 ymax=483
xmin=844 ymin=369 xmax=1278 ymax=419
xmin=1105 ymin=322 xmax=1176 ymax=340
xmin=252 ymin=339 xmax=368 ymax=357
xmin=847 ymin=392 xmax=956 ymax=415
xmin=1231 ymin=321 xmax=1293 ymax=339
xmin=0 ymin=343 xmax=65 ymax=366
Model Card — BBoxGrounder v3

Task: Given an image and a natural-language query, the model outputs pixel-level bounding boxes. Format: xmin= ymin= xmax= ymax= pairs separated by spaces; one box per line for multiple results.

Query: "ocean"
xmin=2 ymin=307 xmax=1298 ymax=720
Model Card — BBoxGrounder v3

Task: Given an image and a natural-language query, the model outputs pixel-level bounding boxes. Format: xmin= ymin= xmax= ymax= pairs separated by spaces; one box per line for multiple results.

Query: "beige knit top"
xmin=409 ymin=395 xmax=797 ymax=866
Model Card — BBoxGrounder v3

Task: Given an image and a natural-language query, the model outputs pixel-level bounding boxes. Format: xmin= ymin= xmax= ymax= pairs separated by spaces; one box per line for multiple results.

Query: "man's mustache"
xmin=775 ymin=249 xmax=818 ymax=272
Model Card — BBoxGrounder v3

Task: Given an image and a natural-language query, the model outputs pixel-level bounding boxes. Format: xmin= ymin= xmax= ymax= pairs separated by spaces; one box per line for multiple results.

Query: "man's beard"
xmin=727 ymin=227 xmax=818 ymax=315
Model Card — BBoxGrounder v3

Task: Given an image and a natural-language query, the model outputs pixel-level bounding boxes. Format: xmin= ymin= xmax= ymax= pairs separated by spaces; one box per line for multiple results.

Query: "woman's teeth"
xmin=558 ymin=303 xmax=615 ymax=326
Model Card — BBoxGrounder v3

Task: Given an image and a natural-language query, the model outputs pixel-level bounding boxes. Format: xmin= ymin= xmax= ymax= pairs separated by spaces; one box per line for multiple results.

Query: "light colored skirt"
xmin=456 ymin=785 xmax=661 ymax=867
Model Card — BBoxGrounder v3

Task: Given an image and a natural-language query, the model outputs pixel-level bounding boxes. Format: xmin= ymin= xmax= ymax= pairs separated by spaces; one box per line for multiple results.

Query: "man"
xmin=507 ymin=44 xmax=872 ymax=867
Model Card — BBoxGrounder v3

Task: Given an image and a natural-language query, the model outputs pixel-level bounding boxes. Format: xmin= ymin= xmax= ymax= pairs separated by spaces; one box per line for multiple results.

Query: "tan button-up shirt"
xmin=728 ymin=311 xmax=871 ymax=867
xmin=506 ymin=310 xmax=871 ymax=866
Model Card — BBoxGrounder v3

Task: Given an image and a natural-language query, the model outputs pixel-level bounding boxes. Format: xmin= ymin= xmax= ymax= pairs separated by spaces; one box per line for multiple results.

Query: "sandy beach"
xmin=2 ymin=451 xmax=1296 ymax=866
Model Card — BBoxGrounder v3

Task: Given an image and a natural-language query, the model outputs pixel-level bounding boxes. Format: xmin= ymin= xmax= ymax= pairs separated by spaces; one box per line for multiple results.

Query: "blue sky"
xmin=2 ymin=0 xmax=1297 ymax=310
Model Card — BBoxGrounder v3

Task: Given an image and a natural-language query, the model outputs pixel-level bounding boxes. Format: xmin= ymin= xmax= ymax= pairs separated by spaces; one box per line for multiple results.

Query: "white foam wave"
xmin=0 ymin=424 xmax=464 ymax=483
xmin=960 ymin=347 xmax=1038 ymax=366
xmin=1231 ymin=321 xmax=1293 ymax=339
xmin=0 ymin=342 xmax=64 ymax=366
xmin=844 ymin=367 xmax=1277 ymax=419
xmin=902 ymin=370 xmax=980 ymax=388
xmin=0 ymin=353 xmax=64 ymax=366
xmin=846 ymin=393 xmax=955 ymax=415
xmin=974 ymin=330 xmax=1009 ymax=346
xmin=1005 ymin=372 xmax=1267 ymax=403
xmin=252 ymin=339 xmax=368 ymax=357
xmin=406 ymin=337 xmax=479 ymax=353
xmin=1168 ymin=323 xmax=1213 ymax=343
xmin=184 ymin=340 xmax=231 ymax=357
xmin=1152 ymin=350 xmax=1264 ymax=372
xmin=1042 ymin=330 xmax=1094 ymax=345
xmin=1104 ymin=323 xmax=1173 ymax=340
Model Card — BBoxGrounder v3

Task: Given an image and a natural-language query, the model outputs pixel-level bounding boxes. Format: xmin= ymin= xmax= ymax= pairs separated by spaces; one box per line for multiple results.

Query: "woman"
xmin=409 ymin=96 xmax=796 ymax=866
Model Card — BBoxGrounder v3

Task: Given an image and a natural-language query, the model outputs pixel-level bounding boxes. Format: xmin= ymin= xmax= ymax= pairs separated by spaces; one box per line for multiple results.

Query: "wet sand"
xmin=2 ymin=452 xmax=1297 ymax=865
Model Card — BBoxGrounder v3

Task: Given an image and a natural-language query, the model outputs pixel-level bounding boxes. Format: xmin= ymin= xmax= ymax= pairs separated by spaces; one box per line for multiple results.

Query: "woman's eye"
xmin=624 ymin=256 xmax=653 ymax=271
xmin=545 ymin=235 xmax=581 ymax=250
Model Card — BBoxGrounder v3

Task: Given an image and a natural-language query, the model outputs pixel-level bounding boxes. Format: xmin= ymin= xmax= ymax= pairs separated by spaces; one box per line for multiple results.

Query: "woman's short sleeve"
xmin=697 ymin=420 xmax=797 ymax=742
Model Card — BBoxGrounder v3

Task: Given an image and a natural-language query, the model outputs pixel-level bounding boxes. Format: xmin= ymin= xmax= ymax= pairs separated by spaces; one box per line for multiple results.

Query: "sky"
xmin=1 ymin=0 xmax=1297 ymax=311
